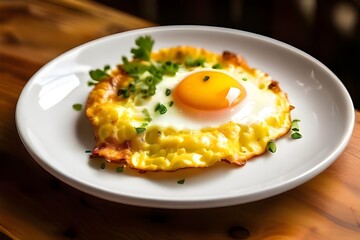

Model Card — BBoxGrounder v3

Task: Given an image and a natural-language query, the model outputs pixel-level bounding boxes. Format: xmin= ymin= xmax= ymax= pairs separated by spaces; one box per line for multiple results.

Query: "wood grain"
xmin=1 ymin=1 xmax=360 ymax=239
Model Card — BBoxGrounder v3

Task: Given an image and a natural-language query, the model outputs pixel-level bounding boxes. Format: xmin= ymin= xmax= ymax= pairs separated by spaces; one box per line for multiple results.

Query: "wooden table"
xmin=1 ymin=1 xmax=359 ymax=239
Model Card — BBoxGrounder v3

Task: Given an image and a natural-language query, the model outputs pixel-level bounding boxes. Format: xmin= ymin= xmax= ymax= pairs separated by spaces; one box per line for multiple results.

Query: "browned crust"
xmin=86 ymin=73 xmax=134 ymax=162
xmin=90 ymin=138 xmax=131 ymax=163
xmin=221 ymin=51 xmax=251 ymax=71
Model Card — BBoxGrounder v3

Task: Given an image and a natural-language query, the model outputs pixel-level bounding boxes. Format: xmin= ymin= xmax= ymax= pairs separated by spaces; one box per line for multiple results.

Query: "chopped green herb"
xmin=159 ymin=106 xmax=167 ymax=114
xmin=118 ymin=88 xmax=130 ymax=98
xmin=100 ymin=162 xmax=106 ymax=169
xmin=128 ymin=83 xmax=136 ymax=92
xmin=116 ymin=166 xmax=124 ymax=173
xmin=290 ymin=119 xmax=302 ymax=139
xmin=155 ymin=103 xmax=160 ymax=111
xmin=291 ymin=119 xmax=300 ymax=132
xmin=168 ymin=101 xmax=174 ymax=107
xmin=141 ymin=123 xmax=149 ymax=128
xmin=165 ymin=88 xmax=172 ymax=96
xmin=203 ymin=76 xmax=210 ymax=81
xmin=85 ymin=150 xmax=92 ymax=153
xmin=142 ymin=109 xmax=152 ymax=122
xmin=177 ymin=179 xmax=185 ymax=184
xmin=147 ymin=64 xmax=164 ymax=81
xmin=72 ymin=103 xmax=82 ymax=111
xmin=212 ymin=63 xmax=222 ymax=69
xmin=291 ymin=132 xmax=302 ymax=139
xmin=155 ymin=103 xmax=167 ymax=115
xmin=145 ymin=76 xmax=154 ymax=85
xmin=148 ymin=85 xmax=156 ymax=96
xmin=135 ymin=127 xmax=146 ymax=134
xmin=242 ymin=77 xmax=247 ymax=81
xmin=268 ymin=141 xmax=277 ymax=153
xmin=162 ymin=61 xmax=179 ymax=76
xmin=185 ymin=57 xmax=205 ymax=67
xmin=131 ymin=35 xmax=154 ymax=61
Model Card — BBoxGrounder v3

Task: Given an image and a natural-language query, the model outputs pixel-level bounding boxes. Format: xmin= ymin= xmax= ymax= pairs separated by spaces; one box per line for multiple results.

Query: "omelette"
xmin=85 ymin=36 xmax=293 ymax=171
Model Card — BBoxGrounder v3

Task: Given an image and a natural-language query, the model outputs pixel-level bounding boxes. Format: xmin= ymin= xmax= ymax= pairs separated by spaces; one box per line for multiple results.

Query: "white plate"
xmin=16 ymin=26 xmax=355 ymax=209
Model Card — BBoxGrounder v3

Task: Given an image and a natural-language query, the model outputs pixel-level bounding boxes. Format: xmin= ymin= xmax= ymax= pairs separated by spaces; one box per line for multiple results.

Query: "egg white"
xmin=131 ymin=65 xmax=280 ymax=130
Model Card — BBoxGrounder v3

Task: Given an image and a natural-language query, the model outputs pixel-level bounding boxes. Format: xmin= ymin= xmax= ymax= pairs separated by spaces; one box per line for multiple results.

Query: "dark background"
xmin=97 ymin=0 xmax=360 ymax=109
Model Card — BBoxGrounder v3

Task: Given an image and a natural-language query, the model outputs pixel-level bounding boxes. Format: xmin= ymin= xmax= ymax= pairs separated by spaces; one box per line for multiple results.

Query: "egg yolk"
xmin=174 ymin=71 xmax=246 ymax=113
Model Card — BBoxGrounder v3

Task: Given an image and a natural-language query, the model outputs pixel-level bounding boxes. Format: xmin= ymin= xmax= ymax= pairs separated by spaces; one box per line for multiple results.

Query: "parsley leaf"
xmin=88 ymin=64 xmax=111 ymax=85
xmin=120 ymin=36 xmax=179 ymax=99
xmin=131 ymin=36 xmax=154 ymax=61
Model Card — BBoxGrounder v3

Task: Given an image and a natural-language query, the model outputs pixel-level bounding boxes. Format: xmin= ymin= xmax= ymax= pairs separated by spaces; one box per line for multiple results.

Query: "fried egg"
xmin=86 ymin=45 xmax=293 ymax=171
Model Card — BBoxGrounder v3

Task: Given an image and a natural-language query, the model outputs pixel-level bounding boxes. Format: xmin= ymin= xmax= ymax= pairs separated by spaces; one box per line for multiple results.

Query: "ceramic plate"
xmin=16 ymin=26 xmax=355 ymax=209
